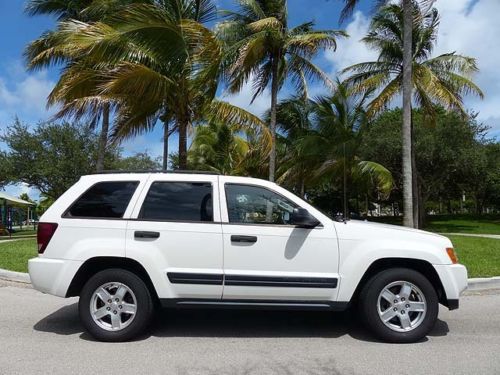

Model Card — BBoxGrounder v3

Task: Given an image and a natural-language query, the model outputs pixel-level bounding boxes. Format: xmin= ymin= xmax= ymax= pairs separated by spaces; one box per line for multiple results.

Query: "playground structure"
xmin=0 ymin=192 xmax=36 ymax=236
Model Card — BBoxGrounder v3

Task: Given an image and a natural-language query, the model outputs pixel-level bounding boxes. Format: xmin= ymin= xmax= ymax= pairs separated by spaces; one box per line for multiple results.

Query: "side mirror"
xmin=290 ymin=208 xmax=320 ymax=229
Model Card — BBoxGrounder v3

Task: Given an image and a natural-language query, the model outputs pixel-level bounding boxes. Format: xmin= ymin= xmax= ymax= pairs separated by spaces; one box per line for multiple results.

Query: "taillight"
xmin=37 ymin=222 xmax=58 ymax=254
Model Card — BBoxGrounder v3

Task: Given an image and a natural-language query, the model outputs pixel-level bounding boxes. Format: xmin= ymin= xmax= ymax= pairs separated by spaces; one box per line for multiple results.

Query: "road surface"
xmin=0 ymin=280 xmax=499 ymax=375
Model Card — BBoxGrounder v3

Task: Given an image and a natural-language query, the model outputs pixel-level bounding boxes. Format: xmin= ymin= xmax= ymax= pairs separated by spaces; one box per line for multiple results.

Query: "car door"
xmin=126 ymin=174 xmax=223 ymax=300
xmin=219 ymin=178 xmax=340 ymax=302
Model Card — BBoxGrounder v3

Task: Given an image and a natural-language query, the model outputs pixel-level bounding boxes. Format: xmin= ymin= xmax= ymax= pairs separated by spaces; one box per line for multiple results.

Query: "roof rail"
xmin=92 ymin=169 xmax=220 ymax=175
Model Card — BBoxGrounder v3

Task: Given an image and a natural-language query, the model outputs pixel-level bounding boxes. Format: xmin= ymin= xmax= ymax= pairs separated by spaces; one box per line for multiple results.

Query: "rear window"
xmin=139 ymin=182 xmax=213 ymax=222
xmin=64 ymin=181 xmax=139 ymax=218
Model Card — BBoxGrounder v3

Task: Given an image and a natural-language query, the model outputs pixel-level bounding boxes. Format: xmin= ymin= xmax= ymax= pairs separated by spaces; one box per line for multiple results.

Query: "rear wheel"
xmin=359 ymin=268 xmax=438 ymax=343
xmin=79 ymin=268 xmax=153 ymax=342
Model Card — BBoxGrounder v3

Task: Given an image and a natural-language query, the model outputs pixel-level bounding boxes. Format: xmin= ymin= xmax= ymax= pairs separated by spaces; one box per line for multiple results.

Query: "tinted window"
xmin=225 ymin=184 xmax=297 ymax=225
xmin=139 ymin=182 xmax=213 ymax=222
xmin=66 ymin=181 xmax=139 ymax=218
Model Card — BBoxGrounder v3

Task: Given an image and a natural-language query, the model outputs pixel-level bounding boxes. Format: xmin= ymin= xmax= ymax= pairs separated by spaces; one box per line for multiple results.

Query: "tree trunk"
xmin=162 ymin=121 xmax=169 ymax=171
xmin=178 ymin=119 xmax=188 ymax=170
xmin=402 ymin=0 xmax=414 ymax=228
xmin=411 ymin=122 xmax=419 ymax=228
xmin=299 ymin=176 xmax=305 ymax=198
xmin=268 ymin=58 xmax=279 ymax=182
xmin=343 ymin=145 xmax=348 ymax=219
xmin=96 ymin=102 xmax=110 ymax=173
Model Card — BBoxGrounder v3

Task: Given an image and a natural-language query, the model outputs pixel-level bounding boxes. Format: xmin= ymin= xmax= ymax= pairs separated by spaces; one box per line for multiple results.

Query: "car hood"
xmin=333 ymin=219 xmax=452 ymax=248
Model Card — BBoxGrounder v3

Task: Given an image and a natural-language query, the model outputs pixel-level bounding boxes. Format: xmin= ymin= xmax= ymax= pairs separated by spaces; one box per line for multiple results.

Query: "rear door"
xmin=219 ymin=178 xmax=340 ymax=302
xmin=126 ymin=174 xmax=223 ymax=299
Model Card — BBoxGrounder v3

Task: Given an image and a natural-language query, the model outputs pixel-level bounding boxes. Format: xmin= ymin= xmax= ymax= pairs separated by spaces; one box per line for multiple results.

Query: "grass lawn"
xmin=447 ymin=235 xmax=500 ymax=278
xmin=371 ymin=214 xmax=500 ymax=235
xmin=0 ymin=236 xmax=498 ymax=278
xmin=425 ymin=215 xmax=500 ymax=235
xmin=0 ymin=228 xmax=37 ymax=241
xmin=0 ymin=239 xmax=37 ymax=273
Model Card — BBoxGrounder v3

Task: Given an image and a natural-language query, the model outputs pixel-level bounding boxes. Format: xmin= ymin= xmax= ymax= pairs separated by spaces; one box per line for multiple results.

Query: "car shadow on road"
xmin=33 ymin=302 xmax=449 ymax=343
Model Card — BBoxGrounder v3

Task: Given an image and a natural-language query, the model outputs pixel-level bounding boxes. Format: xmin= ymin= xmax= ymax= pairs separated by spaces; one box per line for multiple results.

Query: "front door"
xmin=220 ymin=181 xmax=339 ymax=301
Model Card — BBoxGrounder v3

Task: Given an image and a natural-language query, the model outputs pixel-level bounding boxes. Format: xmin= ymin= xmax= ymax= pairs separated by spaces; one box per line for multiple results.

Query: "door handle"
xmin=231 ymin=235 xmax=257 ymax=243
xmin=134 ymin=231 xmax=160 ymax=239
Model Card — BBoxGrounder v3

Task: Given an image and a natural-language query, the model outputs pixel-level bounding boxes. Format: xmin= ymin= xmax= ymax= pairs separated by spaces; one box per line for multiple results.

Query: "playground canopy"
xmin=0 ymin=192 xmax=35 ymax=207
xmin=0 ymin=192 xmax=35 ymax=232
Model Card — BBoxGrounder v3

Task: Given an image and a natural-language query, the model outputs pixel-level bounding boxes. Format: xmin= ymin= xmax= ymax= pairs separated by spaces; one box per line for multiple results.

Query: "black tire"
xmin=359 ymin=268 xmax=438 ymax=343
xmin=79 ymin=268 xmax=154 ymax=342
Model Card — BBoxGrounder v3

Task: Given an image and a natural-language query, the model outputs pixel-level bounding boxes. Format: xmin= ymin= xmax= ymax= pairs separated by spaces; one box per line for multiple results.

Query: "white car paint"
xmin=29 ymin=172 xmax=467 ymax=308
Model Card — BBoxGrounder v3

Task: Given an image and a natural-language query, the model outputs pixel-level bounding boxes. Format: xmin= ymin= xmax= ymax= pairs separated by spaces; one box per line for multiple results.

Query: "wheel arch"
xmin=350 ymin=258 xmax=449 ymax=308
xmin=66 ymin=257 xmax=160 ymax=306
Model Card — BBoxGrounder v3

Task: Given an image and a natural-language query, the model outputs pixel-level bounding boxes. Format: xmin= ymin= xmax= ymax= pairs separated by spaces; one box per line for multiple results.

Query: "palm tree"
xmin=26 ymin=0 xmax=265 ymax=170
xmin=25 ymin=0 xmax=135 ymax=172
xmin=277 ymin=85 xmax=393 ymax=217
xmin=340 ymin=0 xmax=421 ymax=227
xmin=217 ymin=0 xmax=346 ymax=182
xmin=274 ymin=96 xmax=316 ymax=198
xmin=342 ymin=2 xmax=483 ymax=226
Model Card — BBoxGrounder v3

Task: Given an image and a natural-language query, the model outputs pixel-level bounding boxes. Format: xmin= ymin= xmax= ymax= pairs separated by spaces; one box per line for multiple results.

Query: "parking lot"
xmin=0 ymin=280 xmax=499 ymax=375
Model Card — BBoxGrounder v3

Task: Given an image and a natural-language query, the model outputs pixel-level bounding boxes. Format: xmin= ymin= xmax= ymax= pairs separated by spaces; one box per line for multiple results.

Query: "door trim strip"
xmin=167 ymin=272 xmax=337 ymax=288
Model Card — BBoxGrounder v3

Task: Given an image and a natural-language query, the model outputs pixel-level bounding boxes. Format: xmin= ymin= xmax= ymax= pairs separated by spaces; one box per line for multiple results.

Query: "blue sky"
xmin=1 ymin=0 xmax=498 ymax=200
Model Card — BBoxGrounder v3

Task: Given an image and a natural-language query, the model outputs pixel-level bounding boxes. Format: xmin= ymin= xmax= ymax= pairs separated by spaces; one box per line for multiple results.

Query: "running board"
xmin=160 ymin=298 xmax=349 ymax=311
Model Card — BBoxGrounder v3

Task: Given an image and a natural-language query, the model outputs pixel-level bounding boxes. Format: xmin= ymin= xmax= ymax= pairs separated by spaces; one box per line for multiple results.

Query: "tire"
xmin=79 ymin=268 xmax=154 ymax=342
xmin=359 ymin=268 xmax=438 ymax=343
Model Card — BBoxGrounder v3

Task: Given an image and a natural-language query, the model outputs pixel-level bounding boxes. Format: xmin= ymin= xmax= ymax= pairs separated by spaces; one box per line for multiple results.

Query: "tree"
xmin=188 ymin=121 xmax=251 ymax=174
xmin=114 ymin=152 xmax=162 ymax=171
xmin=302 ymin=84 xmax=393 ymax=218
xmin=25 ymin=0 xmax=126 ymax=172
xmin=218 ymin=0 xmax=346 ymax=181
xmin=360 ymin=108 xmax=499 ymax=219
xmin=26 ymin=0 xmax=265 ymax=170
xmin=342 ymin=2 xmax=483 ymax=227
xmin=0 ymin=119 xmax=119 ymax=199
xmin=272 ymin=85 xmax=393 ymax=216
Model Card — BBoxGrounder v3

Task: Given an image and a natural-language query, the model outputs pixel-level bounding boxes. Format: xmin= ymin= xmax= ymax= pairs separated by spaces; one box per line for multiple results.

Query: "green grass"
xmin=424 ymin=214 xmax=500 ymax=235
xmin=0 ymin=239 xmax=37 ymax=273
xmin=447 ymin=235 xmax=500 ymax=278
xmin=371 ymin=214 xmax=500 ymax=235
xmin=0 ymin=235 xmax=498 ymax=278
xmin=0 ymin=229 xmax=37 ymax=241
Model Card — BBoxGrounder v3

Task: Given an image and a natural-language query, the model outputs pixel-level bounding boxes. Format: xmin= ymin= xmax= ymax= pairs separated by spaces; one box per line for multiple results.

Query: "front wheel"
xmin=359 ymin=268 xmax=439 ymax=343
xmin=79 ymin=268 xmax=154 ymax=342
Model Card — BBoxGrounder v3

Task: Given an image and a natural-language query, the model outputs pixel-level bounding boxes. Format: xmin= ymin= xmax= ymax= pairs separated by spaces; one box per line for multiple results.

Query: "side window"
xmin=65 ymin=181 xmax=139 ymax=218
xmin=225 ymin=184 xmax=298 ymax=225
xmin=139 ymin=182 xmax=213 ymax=222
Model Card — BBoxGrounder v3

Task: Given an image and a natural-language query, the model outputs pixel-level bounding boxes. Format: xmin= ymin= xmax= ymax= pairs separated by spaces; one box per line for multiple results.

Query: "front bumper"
xmin=434 ymin=263 xmax=468 ymax=310
xmin=28 ymin=257 xmax=83 ymax=297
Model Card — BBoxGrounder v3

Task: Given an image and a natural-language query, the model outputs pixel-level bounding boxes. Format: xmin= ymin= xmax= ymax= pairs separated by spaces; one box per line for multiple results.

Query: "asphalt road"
xmin=0 ymin=280 xmax=499 ymax=375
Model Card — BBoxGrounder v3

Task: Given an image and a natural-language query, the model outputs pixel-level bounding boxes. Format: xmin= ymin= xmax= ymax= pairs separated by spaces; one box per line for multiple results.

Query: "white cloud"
xmin=324 ymin=11 xmax=378 ymax=76
xmin=432 ymin=0 xmax=500 ymax=135
xmin=0 ymin=67 xmax=55 ymax=128
xmin=323 ymin=1 xmax=500 ymax=137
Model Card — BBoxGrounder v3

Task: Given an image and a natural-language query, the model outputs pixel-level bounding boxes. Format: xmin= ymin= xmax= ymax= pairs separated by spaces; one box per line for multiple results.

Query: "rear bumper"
xmin=434 ymin=263 xmax=468 ymax=310
xmin=28 ymin=257 xmax=83 ymax=297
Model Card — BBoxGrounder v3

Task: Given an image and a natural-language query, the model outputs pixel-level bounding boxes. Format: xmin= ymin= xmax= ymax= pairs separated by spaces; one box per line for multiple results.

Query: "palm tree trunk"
xmin=178 ymin=119 xmax=188 ymax=170
xmin=402 ymin=0 xmax=414 ymax=228
xmin=162 ymin=121 xmax=169 ymax=171
xmin=268 ymin=59 xmax=279 ymax=182
xmin=411 ymin=122 xmax=419 ymax=228
xmin=96 ymin=102 xmax=110 ymax=173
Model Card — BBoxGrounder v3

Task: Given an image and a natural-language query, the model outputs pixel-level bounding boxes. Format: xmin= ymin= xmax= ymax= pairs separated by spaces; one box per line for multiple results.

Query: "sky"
xmin=0 ymin=0 xmax=498 ymax=200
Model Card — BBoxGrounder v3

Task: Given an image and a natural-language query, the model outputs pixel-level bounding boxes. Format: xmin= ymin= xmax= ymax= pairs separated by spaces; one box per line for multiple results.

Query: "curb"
xmin=0 ymin=269 xmax=31 ymax=284
xmin=467 ymin=277 xmax=500 ymax=290
xmin=0 ymin=268 xmax=499 ymax=291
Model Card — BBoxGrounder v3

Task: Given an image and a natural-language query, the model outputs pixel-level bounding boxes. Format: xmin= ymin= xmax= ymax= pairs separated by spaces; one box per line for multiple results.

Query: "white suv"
xmin=29 ymin=171 xmax=467 ymax=342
